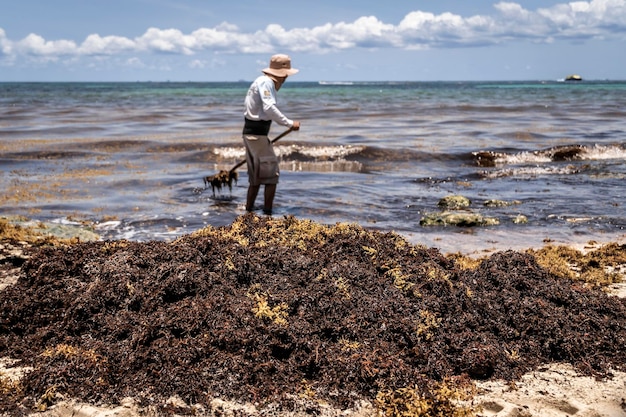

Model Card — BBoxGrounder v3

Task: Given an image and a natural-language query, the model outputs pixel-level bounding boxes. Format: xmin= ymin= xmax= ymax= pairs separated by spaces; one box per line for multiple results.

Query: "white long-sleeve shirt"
xmin=244 ymin=75 xmax=293 ymax=127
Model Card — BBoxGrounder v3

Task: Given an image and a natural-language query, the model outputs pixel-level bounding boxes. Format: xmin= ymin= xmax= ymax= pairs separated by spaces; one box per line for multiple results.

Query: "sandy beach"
xmin=2 ymin=363 xmax=624 ymax=416
xmin=2 ymin=216 xmax=626 ymax=417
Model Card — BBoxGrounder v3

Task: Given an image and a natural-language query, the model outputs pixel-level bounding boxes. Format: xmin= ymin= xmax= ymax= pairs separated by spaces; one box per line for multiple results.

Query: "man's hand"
xmin=291 ymin=121 xmax=301 ymax=131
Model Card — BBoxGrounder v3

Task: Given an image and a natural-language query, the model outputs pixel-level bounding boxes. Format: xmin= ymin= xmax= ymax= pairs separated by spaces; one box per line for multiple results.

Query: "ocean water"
xmin=1 ymin=81 xmax=625 ymax=254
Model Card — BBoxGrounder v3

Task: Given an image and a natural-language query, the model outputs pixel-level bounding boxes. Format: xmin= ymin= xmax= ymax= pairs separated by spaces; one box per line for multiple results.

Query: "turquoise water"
xmin=1 ymin=81 xmax=625 ymax=254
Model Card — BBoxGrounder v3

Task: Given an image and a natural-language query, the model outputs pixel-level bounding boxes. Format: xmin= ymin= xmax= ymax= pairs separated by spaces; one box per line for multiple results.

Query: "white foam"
xmin=284 ymin=160 xmax=363 ymax=173
xmin=212 ymin=144 xmax=365 ymax=161
xmin=275 ymin=144 xmax=366 ymax=159
xmin=500 ymin=151 xmax=552 ymax=165
xmin=213 ymin=147 xmax=245 ymax=159
xmin=95 ymin=220 xmax=122 ymax=230
xmin=50 ymin=217 xmax=83 ymax=226
xmin=584 ymin=144 xmax=626 ymax=160
xmin=481 ymin=164 xmax=580 ymax=179
xmin=488 ymin=144 xmax=626 ymax=166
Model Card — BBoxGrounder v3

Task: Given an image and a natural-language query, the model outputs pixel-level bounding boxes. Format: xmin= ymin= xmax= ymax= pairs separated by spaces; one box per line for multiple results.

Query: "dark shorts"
xmin=242 ymin=134 xmax=280 ymax=186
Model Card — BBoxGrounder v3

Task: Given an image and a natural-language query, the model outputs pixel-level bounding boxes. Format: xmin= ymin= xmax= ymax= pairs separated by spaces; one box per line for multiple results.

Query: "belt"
xmin=243 ymin=118 xmax=271 ymax=135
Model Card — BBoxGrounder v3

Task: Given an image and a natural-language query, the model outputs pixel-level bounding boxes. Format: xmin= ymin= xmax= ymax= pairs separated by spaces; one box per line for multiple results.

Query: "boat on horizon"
xmin=565 ymin=74 xmax=583 ymax=81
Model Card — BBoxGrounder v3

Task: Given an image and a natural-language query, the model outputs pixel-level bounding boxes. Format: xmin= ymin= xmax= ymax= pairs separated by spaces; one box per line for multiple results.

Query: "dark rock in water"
xmin=473 ymin=151 xmax=500 ymax=167
xmin=483 ymin=199 xmax=521 ymax=208
xmin=437 ymin=195 xmax=471 ymax=210
xmin=1 ymin=214 xmax=625 ymax=415
xmin=420 ymin=211 xmax=499 ymax=227
xmin=549 ymin=145 xmax=584 ymax=161
xmin=511 ymin=214 xmax=528 ymax=224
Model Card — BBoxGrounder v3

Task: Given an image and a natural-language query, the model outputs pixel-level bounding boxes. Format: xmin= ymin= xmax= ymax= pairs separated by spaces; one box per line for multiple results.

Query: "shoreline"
xmin=4 ymin=213 xmax=626 ymax=257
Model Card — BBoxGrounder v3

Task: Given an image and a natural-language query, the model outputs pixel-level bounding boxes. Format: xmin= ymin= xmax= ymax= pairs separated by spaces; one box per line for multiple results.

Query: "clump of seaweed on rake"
xmin=203 ymin=169 xmax=238 ymax=197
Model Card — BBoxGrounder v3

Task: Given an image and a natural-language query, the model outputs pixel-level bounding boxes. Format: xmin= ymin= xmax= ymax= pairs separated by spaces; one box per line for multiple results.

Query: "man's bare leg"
xmin=246 ymin=185 xmax=260 ymax=212
xmin=263 ymin=184 xmax=276 ymax=215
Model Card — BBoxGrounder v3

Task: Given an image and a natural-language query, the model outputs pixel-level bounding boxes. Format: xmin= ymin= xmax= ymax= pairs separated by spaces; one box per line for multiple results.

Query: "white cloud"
xmin=0 ymin=28 xmax=11 ymax=55
xmin=189 ymin=59 xmax=205 ymax=69
xmin=536 ymin=0 xmax=626 ymax=38
xmin=125 ymin=57 xmax=145 ymax=68
xmin=16 ymin=33 xmax=77 ymax=58
xmin=79 ymin=34 xmax=136 ymax=55
xmin=324 ymin=16 xmax=398 ymax=49
xmin=189 ymin=57 xmax=227 ymax=69
xmin=135 ymin=28 xmax=197 ymax=55
xmin=0 ymin=0 xmax=624 ymax=65
xmin=398 ymin=10 xmax=497 ymax=47
xmin=494 ymin=2 xmax=533 ymax=20
xmin=495 ymin=0 xmax=626 ymax=40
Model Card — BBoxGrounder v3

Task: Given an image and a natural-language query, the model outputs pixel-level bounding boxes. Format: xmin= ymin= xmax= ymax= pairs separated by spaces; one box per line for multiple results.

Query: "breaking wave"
xmin=479 ymin=164 xmax=585 ymax=179
xmin=212 ymin=144 xmax=367 ymax=161
xmin=473 ymin=144 xmax=626 ymax=167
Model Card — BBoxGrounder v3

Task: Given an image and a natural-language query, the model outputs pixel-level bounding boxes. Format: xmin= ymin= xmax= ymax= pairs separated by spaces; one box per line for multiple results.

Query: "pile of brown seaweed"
xmin=1 ymin=214 xmax=626 ymax=415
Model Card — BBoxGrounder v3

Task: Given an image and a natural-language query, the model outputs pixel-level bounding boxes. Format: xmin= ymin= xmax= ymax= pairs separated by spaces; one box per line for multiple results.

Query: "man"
xmin=242 ymin=54 xmax=300 ymax=215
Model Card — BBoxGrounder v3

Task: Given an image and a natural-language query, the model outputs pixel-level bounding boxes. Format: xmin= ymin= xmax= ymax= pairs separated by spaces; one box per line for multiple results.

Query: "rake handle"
xmin=229 ymin=127 xmax=294 ymax=174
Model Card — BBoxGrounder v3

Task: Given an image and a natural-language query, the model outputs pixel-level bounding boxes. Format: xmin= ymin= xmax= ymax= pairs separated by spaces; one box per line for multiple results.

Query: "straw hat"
xmin=262 ymin=54 xmax=299 ymax=77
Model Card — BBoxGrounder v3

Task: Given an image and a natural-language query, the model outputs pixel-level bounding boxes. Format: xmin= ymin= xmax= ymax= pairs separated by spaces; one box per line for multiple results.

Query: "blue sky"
xmin=1 ymin=0 xmax=625 ymax=81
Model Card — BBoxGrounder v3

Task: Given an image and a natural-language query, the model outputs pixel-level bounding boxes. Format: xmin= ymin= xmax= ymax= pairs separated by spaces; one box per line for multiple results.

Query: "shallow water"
xmin=1 ymin=81 xmax=625 ymax=254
